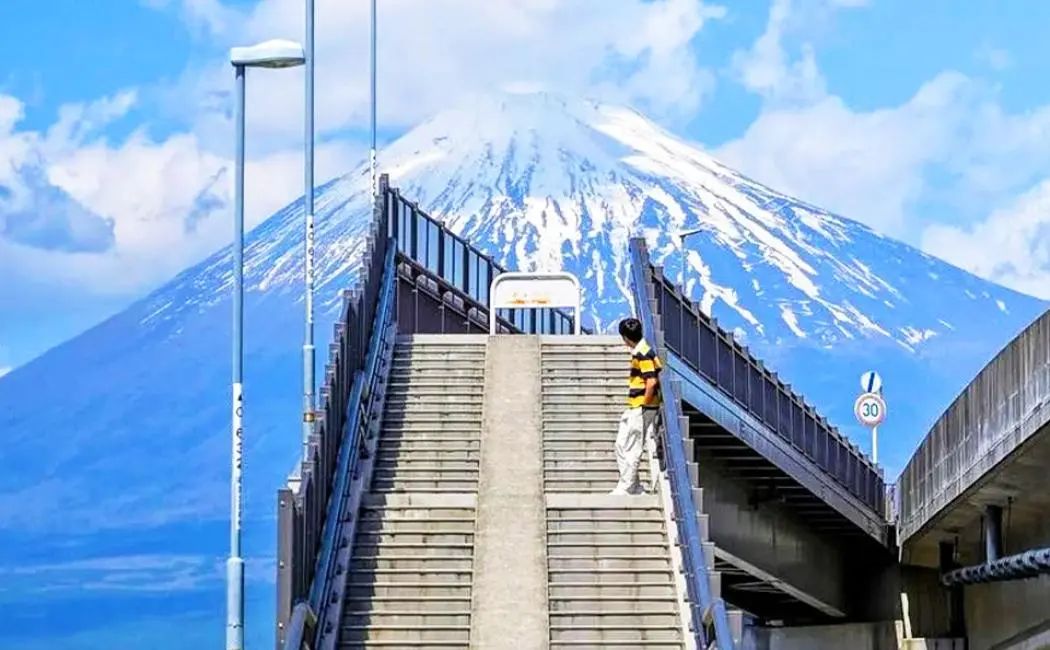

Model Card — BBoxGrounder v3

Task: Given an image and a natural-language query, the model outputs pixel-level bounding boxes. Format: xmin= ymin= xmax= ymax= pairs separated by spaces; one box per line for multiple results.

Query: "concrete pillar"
xmin=469 ymin=336 xmax=548 ymax=649
xmin=939 ymin=540 xmax=966 ymax=638
xmin=984 ymin=505 xmax=1003 ymax=563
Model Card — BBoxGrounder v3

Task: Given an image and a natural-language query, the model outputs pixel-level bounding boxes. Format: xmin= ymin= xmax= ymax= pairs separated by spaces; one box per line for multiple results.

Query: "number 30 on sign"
xmin=854 ymin=392 xmax=886 ymax=427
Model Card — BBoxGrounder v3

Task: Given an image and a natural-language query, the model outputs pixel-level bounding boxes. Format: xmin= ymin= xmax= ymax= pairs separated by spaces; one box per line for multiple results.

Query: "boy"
xmin=610 ymin=317 xmax=662 ymax=495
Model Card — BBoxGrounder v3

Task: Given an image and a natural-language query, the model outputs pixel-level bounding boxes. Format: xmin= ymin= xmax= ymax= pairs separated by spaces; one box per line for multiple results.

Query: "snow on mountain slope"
xmin=0 ymin=90 xmax=1044 ymax=649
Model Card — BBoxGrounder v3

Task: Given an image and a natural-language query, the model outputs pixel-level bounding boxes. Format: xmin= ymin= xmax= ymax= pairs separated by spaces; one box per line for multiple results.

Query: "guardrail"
xmin=276 ymin=178 xmax=395 ymax=648
xmin=385 ymin=178 xmax=585 ymax=335
xmin=645 ymin=251 xmax=884 ymax=514
xmin=629 ymin=238 xmax=735 ymax=650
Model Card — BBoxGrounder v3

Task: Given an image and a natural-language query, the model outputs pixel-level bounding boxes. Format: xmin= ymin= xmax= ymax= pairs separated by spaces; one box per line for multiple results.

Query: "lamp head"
xmin=230 ymin=39 xmax=306 ymax=69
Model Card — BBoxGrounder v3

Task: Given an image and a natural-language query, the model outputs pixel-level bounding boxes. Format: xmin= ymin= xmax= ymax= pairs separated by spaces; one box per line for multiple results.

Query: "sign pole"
xmin=872 ymin=425 xmax=878 ymax=465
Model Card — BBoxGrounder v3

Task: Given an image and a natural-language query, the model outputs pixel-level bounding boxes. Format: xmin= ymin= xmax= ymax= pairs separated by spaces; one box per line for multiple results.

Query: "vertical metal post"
xmin=871 ymin=425 xmax=878 ymax=465
xmin=678 ymin=234 xmax=684 ymax=292
xmin=227 ymin=63 xmax=246 ymax=650
xmin=985 ymin=505 xmax=1003 ymax=563
xmin=302 ymin=0 xmax=316 ymax=450
xmin=370 ymin=0 xmax=377 ymax=198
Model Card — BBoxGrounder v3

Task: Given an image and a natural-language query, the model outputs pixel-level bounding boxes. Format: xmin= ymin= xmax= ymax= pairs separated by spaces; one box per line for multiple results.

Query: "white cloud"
xmin=0 ymin=90 xmax=361 ymax=299
xmin=730 ymin=0 xmax=825 ymax=104
xmin=717 ymin=72 xmax=977 ymax=234
xmin=0 ymin=366 xmax=10 ymax=378
xmin=713 ymin=0 xmax=1050 ymax=300
xmin=922 ymin=179 xmax=1050 ymax=299
xmin=159 ymin=0 xmax=726 ymax=150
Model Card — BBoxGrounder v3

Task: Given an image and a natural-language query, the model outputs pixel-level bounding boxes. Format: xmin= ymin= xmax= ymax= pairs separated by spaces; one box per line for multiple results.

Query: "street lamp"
xmin=227 ymin=37 xmax=305 ymax=650
xmin=674 ymin=224 xmax=714 ymax=293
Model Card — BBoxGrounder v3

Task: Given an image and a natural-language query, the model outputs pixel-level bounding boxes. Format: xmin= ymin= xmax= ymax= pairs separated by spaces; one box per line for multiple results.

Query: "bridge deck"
xmin=898 ymin=309 xmax=1050 ymax=565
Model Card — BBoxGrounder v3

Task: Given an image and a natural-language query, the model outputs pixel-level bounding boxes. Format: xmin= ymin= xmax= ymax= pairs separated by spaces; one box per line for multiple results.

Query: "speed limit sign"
xmin=854 ymin=392 xmax=886 ymax=427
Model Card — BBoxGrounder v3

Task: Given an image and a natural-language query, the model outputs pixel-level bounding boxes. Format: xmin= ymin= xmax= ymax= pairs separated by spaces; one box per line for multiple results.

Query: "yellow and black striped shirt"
xmin=628 ymin=339 xmax=662 ymax=409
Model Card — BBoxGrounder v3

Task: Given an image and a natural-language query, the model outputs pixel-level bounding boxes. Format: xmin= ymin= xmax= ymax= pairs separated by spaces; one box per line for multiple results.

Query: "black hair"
xmin=618 ymin=317 xmax=644 ymax=344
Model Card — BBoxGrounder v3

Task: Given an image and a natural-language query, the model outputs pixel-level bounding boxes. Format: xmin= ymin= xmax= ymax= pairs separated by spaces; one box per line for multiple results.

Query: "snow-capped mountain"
xmin=0 ymin=91 xmax=1044 ymax=649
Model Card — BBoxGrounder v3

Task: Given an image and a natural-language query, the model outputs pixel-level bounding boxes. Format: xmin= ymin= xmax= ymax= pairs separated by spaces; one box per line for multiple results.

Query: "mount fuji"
xmin=0 ymin=91 xmax=1044 ymax=649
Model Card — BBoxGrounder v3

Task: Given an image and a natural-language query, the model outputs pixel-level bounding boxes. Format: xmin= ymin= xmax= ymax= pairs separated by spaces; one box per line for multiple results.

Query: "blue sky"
xmin=2 ymin=0 xmax=1050 ymax=374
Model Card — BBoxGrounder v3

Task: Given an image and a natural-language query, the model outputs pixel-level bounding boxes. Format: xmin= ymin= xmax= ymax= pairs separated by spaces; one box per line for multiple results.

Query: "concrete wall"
xmin=900 ymin=566 xmax=954 ymax=639
xmin=742 ymin=622 xmax=899 ymax=650
xmin=965 ymin=575 xmax=1050 ymax=650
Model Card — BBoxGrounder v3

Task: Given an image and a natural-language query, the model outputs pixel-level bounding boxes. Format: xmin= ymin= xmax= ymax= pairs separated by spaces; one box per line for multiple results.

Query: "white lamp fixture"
xmin=230 ymin=38 xmax=306 ymax=68
xmin=675 ymin=224 xmax=715 ymax=291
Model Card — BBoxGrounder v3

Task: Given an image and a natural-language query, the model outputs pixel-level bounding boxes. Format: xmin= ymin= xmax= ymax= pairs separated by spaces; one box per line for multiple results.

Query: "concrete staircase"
xmin=340 ymin=337 xmax=485 ymax=649
xmin=542 ymin=339 xmax=689 ymax=649
xmin=335 ymin=334 xmax=723 ymax=650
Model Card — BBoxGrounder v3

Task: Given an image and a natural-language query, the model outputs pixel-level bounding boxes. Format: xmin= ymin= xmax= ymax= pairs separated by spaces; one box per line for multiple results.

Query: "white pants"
xmin=614 ymin=407 xmax=654 ymax=492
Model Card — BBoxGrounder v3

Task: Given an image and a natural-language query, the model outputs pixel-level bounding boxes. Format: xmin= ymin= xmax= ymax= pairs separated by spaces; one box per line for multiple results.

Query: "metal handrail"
xmin=629 ymin=238 xmax=735 ymax=650
xmin=283 ymin=602 xmax=317 ymax=650
xmin=283 ymin=245 xmax=398 ymax=649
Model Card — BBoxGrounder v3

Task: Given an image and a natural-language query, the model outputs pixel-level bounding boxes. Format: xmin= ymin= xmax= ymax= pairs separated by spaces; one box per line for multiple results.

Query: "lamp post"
xmin=370 ymin=0 xmax=378 ymax=198
xmin=227 ymin=38 xmax=305 ymax=650
xmin=674 ymin=225 xmax=713 ymax=292
xmin=303 ymin=0 xmax=316 ymax=454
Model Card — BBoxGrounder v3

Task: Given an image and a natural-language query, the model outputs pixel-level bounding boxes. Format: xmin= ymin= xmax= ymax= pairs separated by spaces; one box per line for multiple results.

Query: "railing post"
xmin=276 ymin=487 xmax=295 ymax=649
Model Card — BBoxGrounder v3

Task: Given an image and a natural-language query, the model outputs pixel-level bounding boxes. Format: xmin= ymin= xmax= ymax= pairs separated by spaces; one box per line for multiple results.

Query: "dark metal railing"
xmin=385 ymin=182 xmax=586 ymax=335
xmin=629 ymin=238 xmax=735 ymax=649
xmin=646 ymin=251 xmax=884 ymax=514
xmin=276 ymin=178 xmax=396 ymax=648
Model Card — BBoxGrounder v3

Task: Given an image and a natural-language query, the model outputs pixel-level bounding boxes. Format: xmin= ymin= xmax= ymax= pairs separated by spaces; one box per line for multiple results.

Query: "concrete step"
xmin=548 ymin=625 xmax=682 ymax=643
xmin=375 ymin=450 xmax=480 ymax=463
xmin=373 ymin=460 xmax=479 ymax=471
xmin=547 ymin=531 xmax=669 ymax=545
xmin=542 ymin=454 xmax=621 ymax=463
xmin=544 ymin=439 xmax=623 ymax=451
xmin=354 ymin=531 xmax=475 ymax=545
xmin=389 ymin=362 xmax=484 ymax=372
xmin=548 ymin=555 xmax=673 ymax=571
xmin=346 ymin=583 xmax=471 ymax=599
xmin=377 ymin=439 xmax=481 ymax=452
xmin=339 ymin=624 xmax=470 ymax=643
xmin=352 ymin=543 xmax=474 ymax=560
xmin=347 ymin=570 xmax=474 ymax=584
xmin=547 ymin=509 xmax=665 ymax=522
xmin=384 ymin=408 xmax=483 ymax=419
xmin=370 ymin=470 xmax=478 ymax=482
xmin=350 ymin=556 xmax=474 ymax=572
xmin=380 ymin=424 xmax=482 ymax=435
xmin=547 ymin=578 xmax=679 ymax=598
xmin=548 ymin=568 xmax=675 ymax=583
xmin=371 ymin=479 xmax=478 ymax=493
xmin=544 ymin=476 xmax=651 ymax=492
xmin=548 ymin=519 xmax=666 ymax=533
xmin=549 ymin=611 xmax=681 ymax=627
xmin=550 ymin=541 xmax=672 ymax=558
xmin=543 ymin=421 xmax=624 ymax=432
xmin=546 ymin=458 xmax=650 ymax=470
xmin=343 ymin=612 xmax=470 ymax=628
xmin=385 ymin=398 xmax=484 ymax=410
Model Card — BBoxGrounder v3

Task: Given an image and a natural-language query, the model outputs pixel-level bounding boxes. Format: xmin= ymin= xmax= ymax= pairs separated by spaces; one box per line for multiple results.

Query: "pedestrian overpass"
xmin=272 ymin=175 xmax=899 ymax=650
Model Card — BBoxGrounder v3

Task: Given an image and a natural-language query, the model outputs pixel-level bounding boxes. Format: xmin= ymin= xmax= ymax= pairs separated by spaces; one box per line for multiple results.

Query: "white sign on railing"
xmin=489 ymin=271 xmax=582 ymax=335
